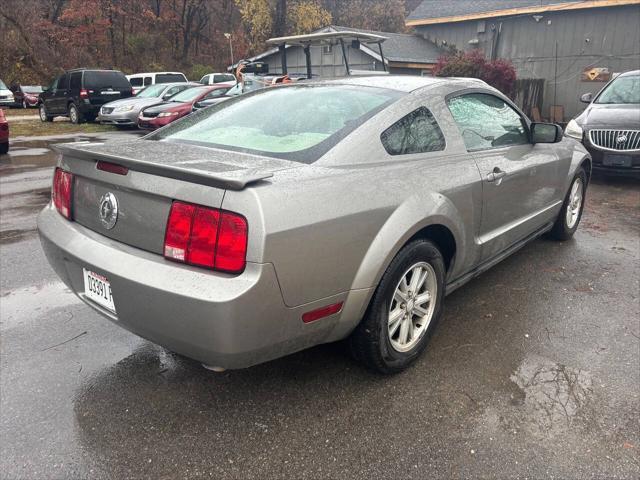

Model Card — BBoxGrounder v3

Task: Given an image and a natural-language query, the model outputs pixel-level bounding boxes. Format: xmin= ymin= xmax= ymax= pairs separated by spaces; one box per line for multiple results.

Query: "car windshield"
xmin=170 ymin=87 xmax=210 ymax=103
xmin=84 ymin=71 xmax=131 ymax=90
xmin=0 ymin=80 xmax=7 ymax=89
xmin=156 ymin=73 xmax=187 ymax=83
xmin=148 ymin=85 xmax=403 ymax=162
xmin=596 ymin=75 xmax=640 ymax=104
xmin=137 ymin=84 xmax=167 ymax=98
xmin=22 ymin=86 xmax=43 ymax=93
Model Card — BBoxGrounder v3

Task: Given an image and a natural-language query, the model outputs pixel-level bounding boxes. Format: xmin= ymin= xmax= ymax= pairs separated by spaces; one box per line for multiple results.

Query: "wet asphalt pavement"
xmin=1 ymin=134 xmax=639 ymax=479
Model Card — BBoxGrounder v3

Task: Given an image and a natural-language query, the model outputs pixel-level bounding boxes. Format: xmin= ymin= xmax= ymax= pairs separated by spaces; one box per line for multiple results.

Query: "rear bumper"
xmin=37 ymin=205 xmax=360 ymax=368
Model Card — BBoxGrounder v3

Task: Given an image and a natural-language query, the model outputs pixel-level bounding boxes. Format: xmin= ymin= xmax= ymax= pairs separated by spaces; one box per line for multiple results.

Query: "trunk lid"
xmin=58 ymin=139 xmax=296 ymax=255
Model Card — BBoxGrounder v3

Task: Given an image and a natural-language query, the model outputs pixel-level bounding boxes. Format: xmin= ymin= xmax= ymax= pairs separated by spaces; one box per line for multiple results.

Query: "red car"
xmin=10 ymin=85 xmax=44 ymax=108
xmin=0 ymin=109 xmax=9 ymax=154
xmin=138 ymin=85 xmax=229 ymax=130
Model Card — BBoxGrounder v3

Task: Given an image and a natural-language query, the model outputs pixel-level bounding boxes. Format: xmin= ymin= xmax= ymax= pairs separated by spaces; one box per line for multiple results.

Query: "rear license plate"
xmin=603 ymin=154 xmax=632 ymax=167
xmin=83 ymin=268 xmax=116 ymax=313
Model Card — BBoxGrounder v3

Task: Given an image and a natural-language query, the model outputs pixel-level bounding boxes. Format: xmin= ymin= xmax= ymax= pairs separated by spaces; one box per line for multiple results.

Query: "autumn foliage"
xmin=0 ymin=0 xmax=421 ymax=85
xmin=433 ymin=50 xmax=517 ymax=96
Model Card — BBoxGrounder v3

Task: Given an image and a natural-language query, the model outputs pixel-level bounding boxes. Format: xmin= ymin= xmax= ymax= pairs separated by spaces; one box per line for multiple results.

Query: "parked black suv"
xmin=39 ymin=69 xmax=133 ymax=124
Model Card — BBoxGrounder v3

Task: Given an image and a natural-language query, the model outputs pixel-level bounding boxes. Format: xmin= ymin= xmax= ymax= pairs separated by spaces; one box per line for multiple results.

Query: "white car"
xmin=199 ymin=73 xmax=237 ymax=87
xmin=0 ymin=79 xmax=15 ymax=107
xmin=126 ymin=72 xmax=188 ymax=95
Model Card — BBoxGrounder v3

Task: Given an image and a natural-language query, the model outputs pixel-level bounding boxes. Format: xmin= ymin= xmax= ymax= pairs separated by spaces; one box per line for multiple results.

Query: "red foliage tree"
xmin=433 ymin=50 xmax=517 ymax=96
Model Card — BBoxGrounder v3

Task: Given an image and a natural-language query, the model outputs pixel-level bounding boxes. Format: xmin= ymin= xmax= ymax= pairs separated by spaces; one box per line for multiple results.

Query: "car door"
xmin=43 ymin=76 xmax=59 ymax=113
xmin=52 ymin=73 xmax=69 ymax=114
xmin=447 ymin=92 xmax=562 ymax=261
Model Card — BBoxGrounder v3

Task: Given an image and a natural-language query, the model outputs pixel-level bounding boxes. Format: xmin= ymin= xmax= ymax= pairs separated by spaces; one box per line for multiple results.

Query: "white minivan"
xmin=199 ymin=73 xmax=237 ymax=87
xmin=126 ymin=72 xmax=188 ymax=95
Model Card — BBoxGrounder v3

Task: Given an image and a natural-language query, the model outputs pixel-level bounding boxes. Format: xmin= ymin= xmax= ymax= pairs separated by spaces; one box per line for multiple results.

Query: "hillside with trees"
xmin=0 ymin=0 xmax=421 ymax=84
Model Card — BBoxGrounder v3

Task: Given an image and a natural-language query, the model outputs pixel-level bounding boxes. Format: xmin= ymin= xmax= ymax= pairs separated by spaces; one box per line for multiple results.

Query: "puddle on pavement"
xmin=475 ymin=355 xmax=595 ymax=439
xmin=510 ymin=355 xmax=593 ymax=433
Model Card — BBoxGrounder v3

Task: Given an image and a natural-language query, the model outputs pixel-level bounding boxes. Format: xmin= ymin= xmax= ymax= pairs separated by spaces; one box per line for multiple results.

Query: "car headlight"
xmin=114 ymin=105 xmax=134 ymax=112
xmin=564 ymin=119 xmax=583 ymax=140
xmin=158 ymin=111 xmax=179 ymax=117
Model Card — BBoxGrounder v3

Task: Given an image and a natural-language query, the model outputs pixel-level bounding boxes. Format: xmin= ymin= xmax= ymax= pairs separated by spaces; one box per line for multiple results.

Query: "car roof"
xmin=127 ymin=72 xmax=185 ymax=76
xmin=305 ymin=75 xmax=487 ymax=92
xmin=618 ymin=70 xmax=640 ymax=77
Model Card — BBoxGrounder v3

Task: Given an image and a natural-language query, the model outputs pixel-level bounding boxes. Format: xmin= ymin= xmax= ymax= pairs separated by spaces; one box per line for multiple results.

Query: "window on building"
xmin=381 ymin=107 xmax=446 ymax=155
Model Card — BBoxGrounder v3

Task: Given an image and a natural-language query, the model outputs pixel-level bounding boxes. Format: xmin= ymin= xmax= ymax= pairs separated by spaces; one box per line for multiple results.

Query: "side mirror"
xmin=531 ymin=122 xmax=563 ymax=144
xmin=580 ymin=92 xmax=593 ymax=103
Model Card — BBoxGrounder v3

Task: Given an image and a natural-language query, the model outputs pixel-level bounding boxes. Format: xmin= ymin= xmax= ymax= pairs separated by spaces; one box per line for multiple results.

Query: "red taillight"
xmin=52 ymin=168 xmax=73 ymax=219
xmin=164 ymin=201 xmax=248 ymax=273
xmin=302 ymin=302 xmax=344 ymax=323
xmin=80 ymin=89 xmax=89 ymax=98
xmin=96 ymin=160 xmax=129 ymax=175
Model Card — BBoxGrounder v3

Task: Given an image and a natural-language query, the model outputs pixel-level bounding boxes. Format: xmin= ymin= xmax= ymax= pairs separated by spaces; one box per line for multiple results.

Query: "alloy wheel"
xmin=39 ymin=105 xmax=47 ymax=121
xmin=388 ymin=261 xmax=438 ymax=353
xmin=566 ymin=177 xmax=583 ymax=229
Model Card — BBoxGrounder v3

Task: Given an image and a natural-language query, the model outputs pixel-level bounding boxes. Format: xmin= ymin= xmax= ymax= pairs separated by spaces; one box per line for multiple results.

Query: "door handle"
xmin=486 ymin=167 xmax=507 ymax=184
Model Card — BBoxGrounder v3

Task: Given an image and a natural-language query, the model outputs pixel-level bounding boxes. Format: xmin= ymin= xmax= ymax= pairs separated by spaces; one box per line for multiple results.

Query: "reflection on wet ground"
xmin=510 ymin=355 xmax=593 ymax=434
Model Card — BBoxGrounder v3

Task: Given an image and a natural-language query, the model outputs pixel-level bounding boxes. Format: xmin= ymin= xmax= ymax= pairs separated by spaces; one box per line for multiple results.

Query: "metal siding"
xmin=416 ymin=5 xmax=640 ymax=119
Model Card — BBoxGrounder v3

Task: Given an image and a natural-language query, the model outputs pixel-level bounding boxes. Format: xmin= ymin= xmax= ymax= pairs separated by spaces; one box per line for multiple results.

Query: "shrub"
xmin=433 ymin=50 xmax=516 ymax=96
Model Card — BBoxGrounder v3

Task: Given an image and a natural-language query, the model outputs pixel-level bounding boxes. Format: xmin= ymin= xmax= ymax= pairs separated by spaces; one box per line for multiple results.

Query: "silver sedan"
xmin=98 ymin=82 xmax=199 ymax=126
xmin=38 ymin=76 xmax=591 ymax=373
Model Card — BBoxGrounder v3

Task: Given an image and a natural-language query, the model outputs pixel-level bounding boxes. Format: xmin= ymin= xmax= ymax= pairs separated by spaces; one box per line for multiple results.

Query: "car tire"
xmin=550 ymin=168 xmax=587 ymax=241
xmin=0 ymin=142 xmax=8 ymax=155
xmin=69 ymin=103 xmax=83 ymax=124
xmin=349 ymin=239 xmax=446 ymax=374
xmin=22 ymin=100 xmax=28 ymax=109
xmin=39 ymin=104 xmax=53 ymax=122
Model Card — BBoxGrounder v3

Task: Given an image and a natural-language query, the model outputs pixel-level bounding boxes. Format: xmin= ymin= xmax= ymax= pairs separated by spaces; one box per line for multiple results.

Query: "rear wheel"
xmin=22 ymin=99 xmax=28 ymax=109
xmin=69 ymin=103 xmax=83 ymax=124
xmin=349 ymin=239 xmax=445 ymax=374
xmin=550 ymin=168 xmax=587 ymax=240
xmin=39 ymin=103 xmax=53 ymax=122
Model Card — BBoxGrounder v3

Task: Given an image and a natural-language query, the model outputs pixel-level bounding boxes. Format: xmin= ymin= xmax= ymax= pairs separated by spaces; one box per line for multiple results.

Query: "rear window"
xmin=84 ymin=71 xmax=131 ymax=90
xmin=148 ymin=85 xmax=403 ymax=163
xmin=213 ymin=74 xmax=236 ymax=83
xmin=22 ymin=86 xmax=43 ymax=93
xmin=156 ymin=73 xmax=187 ymax=84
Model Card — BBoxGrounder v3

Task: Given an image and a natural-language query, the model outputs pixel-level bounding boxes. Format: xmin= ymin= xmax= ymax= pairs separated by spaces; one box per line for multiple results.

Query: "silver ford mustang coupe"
xmin=38 ymin=76 xmax=591 ymax=374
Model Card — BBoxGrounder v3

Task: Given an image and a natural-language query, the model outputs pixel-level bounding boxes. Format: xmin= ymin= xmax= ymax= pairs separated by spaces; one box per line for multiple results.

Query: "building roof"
xmin=407 ymin=0 xmax=640 ymax=25
xmin=328 ymin=26 xmax=445 ymax=64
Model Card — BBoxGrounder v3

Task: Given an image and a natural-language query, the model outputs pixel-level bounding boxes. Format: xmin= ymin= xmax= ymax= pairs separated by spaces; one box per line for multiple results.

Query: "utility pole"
xmin=224 ymin=33 xmax=234 ymax=67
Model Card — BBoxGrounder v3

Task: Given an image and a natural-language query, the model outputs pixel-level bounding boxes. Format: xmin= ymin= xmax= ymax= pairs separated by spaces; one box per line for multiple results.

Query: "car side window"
xmin=164 ymin=86 xmax=181 ymax=98
xmin=381 ymin=107 xmax=446 ymax=155
xmin=200 ymin=75 xmax=209 ymax=84
xmin=144 ymin=77 xmax=152 ymax=86
xmin=447 ymin=93 xmax=529 ymax=152
xmin=129 ymin=77 xmax=143 ymax=87
xmin=70 ymin=72 xmax=82 ymax=90
xmin=49 ymin=77 xmax=59 ymax=91
xmin=58 ymin=74 xmax=69 ymax=91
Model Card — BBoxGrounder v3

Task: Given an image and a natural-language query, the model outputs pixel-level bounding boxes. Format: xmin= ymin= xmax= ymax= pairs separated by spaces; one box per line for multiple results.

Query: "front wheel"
xmin=549 ymin=168 xmax=587 ymax=240
xmin=349 ymin=239 xmax=446 ymax=374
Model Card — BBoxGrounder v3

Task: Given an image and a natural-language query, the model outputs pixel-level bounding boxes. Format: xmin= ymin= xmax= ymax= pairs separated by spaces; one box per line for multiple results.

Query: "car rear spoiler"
xmin=53 ymin=143 xmax=274 ymax=190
